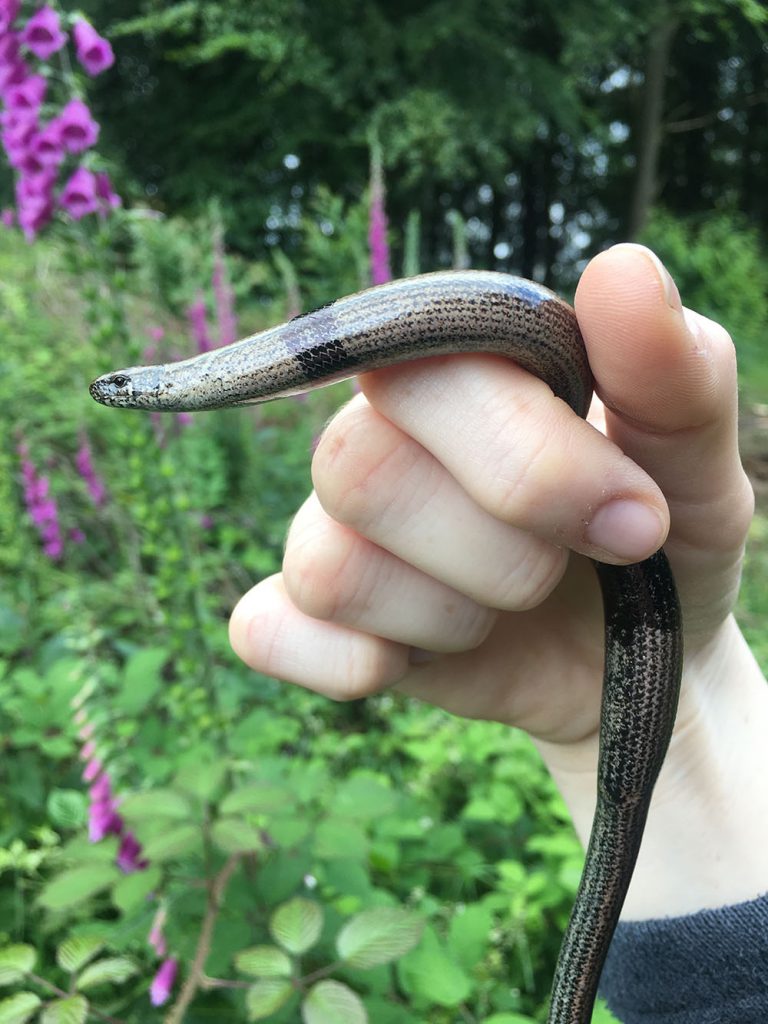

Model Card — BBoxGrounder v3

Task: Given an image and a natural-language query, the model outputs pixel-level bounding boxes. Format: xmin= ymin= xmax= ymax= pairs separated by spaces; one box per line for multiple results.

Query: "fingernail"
xmin=586 ymin=499 xmax=667 ymax=561
xmin=615 ymin=243 xmax=683 ymax=313
xmin=409 ymin=647 xmax=439 ymax=665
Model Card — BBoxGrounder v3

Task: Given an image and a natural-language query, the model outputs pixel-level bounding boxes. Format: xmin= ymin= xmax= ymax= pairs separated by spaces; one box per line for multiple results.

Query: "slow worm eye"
xmin=111 ymin=374 xmax=129 ymax=388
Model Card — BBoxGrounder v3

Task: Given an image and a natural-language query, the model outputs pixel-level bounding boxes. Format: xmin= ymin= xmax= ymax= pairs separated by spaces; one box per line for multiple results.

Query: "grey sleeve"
xmin=599 ymin=891 xmax=768 ymax=1023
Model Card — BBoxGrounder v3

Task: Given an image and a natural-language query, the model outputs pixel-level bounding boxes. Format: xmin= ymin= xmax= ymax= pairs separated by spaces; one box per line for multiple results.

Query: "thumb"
xmin=575 ymin=243 xmax=754 ymax=639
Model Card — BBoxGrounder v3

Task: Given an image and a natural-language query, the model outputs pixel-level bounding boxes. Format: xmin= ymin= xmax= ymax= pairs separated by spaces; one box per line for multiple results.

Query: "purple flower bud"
xmin=18 ymin=447 xmax=63 ymax=553
xmin=21 ymin=5 xmax=67 ymax=61
xmin=82 ymin=756 xmax=103 ymax=782
xmin=75 ymin=437 xmax=106 ymax=506
xmin=88 ymin=797 xmax=122 ymax=842
xmin=79 ymin=739 xmax=96 ymax=760
xmin=78 ymin=721 xmax=95 ymax=741
xmin=186 ymin=293 xmax=212 ymax=353
xmin=94 ymin=170 xmax=120 ymax=211
xmin=16 ymin=187 xmax=53 ymax=240
xmin=73 ymin=18 xmax=114 ymax=77
xmin=43 ymin=534 xmax=63 ymax=558
xmin=150 ymin=958 xmax=178 ymax=1007
xmin=212 ymin=234 xmax=237 ymax=346
xmin=59 ymin=166 xmax=99 ymax=219
xmin=55 ymin=98 xmax=100 ymax=153
xmin=148 ymin=907 xmax=168 ymax=956
xmin=117 ymin=831 xmax=148 ymax=873
xmin=89 ymin=774 xmax=111 ymax=802
xmin=69 ymin=527 xmax=86 ymax=544
xmin=368 ymin=147 xmax=392 ymax=286
xmin=1 ymin=208 xmax=14 ymax=227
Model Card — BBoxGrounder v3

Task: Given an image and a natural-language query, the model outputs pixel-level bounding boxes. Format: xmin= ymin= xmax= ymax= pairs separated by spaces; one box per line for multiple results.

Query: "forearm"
xmin=536 ymin=614 xmax=768 ymax=920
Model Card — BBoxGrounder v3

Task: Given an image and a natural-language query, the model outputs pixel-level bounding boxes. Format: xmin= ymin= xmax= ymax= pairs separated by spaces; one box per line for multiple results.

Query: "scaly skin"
xmin=90 ymin=270 xmax=684 ymax=1023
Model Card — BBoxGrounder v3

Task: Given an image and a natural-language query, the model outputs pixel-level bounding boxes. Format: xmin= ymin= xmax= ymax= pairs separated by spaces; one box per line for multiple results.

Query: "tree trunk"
xmin=627 ymin=11 xmax=679 ymax=239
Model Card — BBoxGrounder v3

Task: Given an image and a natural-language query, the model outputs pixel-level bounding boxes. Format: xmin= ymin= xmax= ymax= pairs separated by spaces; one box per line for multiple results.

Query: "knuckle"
xmin=282 ymin=522 xmax=353 ymax=622
xmin=311 ymin=408 xmax=403 ymax=530
xmin=489 ymin=543 xmax=569 ymax=611
xmin=332 ymin=641 xmax=402 ymax=701
xmin=446 ymin=605 xmax=497 ymax=650
xmin=482 ymin=411 xmax=558 ymax=522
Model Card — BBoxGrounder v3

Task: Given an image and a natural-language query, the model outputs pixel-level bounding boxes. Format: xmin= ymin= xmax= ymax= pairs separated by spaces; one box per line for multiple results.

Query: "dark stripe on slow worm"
xmin=89 ymin=270 xmax=683 ymax=1024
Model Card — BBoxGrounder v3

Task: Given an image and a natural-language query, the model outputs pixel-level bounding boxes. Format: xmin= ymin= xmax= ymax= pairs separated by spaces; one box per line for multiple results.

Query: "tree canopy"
xmin=69 ymin=0 xmax=767 ymax=285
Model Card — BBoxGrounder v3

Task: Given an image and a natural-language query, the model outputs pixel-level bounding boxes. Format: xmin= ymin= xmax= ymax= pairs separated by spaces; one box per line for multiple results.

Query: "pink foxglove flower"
xmin=73 ymin=18 xmax=114 ymax=76
xmin=148 ymin=907 xmax=168 ymax=956
xmin=117 ymin=831 xmax=148 ymax=873
xmin=88 ymin=795 xmax=122 ymax=842
xmin=150 ymin=958 xmax=178 ymax=1007
xmin=21 ymin=5 xmax=67 ymax=61
xmin=212 ymin=234 xmax=237 ymax=346
xmin=94 ymin=170 xmax=120 ymax=211
xmin=55 ymin=98 xmax=100 ymax=153
xmin=187 ymin=293 xmax=212 ymax=353
xmin=30 ymin=125 xmax=66 ymax=167
xmin=0 ymin=58 xmax=27 ymax=95
xmin=59 ymin=166 xmax=98 ymax=219
xmin=75 ymin=437 xmax=106 ymax=506
xmin=5 ymin=73 xmax=46 ymax=114
xmin=18 ymin=443 xmax=63 ymax=556
xmin=0 ymin=0 xmax=20 ymax=34
xmin=368 ymin=145 xmax=392 ymax=285
xmin=82 ymin=756 xmax=103 ymax=782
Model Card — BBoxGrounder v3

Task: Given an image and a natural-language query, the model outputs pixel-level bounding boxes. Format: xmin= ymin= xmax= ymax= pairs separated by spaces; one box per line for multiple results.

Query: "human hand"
xmin=230 ymin=243 xmax=767 ymax=917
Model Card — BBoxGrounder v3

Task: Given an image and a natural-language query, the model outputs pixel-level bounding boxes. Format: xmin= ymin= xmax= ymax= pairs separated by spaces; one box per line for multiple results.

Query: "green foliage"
xmin=641 ymin=209 xmax=768 ymax=394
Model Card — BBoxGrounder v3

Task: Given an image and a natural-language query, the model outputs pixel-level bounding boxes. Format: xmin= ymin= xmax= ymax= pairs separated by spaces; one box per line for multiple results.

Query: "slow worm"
xmin=90 ymin=270 xmax=684 ymax=1023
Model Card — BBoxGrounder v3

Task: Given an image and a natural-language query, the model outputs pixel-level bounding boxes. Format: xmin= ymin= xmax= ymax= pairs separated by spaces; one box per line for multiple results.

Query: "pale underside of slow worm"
xmin=90 ymin=270 xmax=684 ymax=1024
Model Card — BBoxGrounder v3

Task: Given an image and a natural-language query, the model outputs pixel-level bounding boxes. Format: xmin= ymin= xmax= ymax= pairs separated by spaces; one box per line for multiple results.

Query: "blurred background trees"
xmin=73 ymin=0 xmax=767 ymax=281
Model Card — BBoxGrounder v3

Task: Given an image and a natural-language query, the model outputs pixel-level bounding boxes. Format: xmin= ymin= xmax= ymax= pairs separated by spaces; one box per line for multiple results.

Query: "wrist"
xmin=536 ymin=614 xmax=768 ymax=919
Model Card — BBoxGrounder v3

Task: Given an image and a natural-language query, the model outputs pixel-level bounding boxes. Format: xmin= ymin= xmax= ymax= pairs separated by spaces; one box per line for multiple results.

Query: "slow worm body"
xmin=90 ymin=270 xmax=683 ymax=1023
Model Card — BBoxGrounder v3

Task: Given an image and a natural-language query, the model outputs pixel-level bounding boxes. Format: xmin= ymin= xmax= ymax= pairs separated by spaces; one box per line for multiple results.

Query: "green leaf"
xmin=314 ymin=818 xmax=368 ymax=860
xmin=482 ymin=1015 xmax=537 ymax=1024
xmin=111 ymin=865 xmax=162 ymax=915
xmin=234 ymin=945 xmax=292 ymax=978
xmin=245 ymin=979 xmax=293 ymax=1021
xmin=56 ymin=936 xmax=103 ymax=974
xmin=447 ymin=903 xmax=493 ymax=970
xmin=220 ymin=783 xmax=293 ymax=817
xmin=141 ymin=824 xmax=200 ymax=862
xmin=397 ymin=926 xmax=472 ymax=1007
xmin=40 ymin=995 xmax=89 ymax=1024
xmin=333 ymin=774 xmax=398 ymax=820
xmin=39 ymin=864 xmax=119 ymax=911
xmin=337 ymin=908 xmax=424 ymax=969
xmin=77 ymin=957 xmax=138 ymax=991
xmin=270 ymin=898 xmax=323 ymax=955
xmin=119 ymin=789 xmax=193 ymax=822
xmin=301 ymin=980 xmax=367 ymax=1024
xmin=116 ymin=647 xmax=167 ymax=714
xmin=174 ymin=758 xmax=227 ymax=801
xmin=267 ymin=817 xmax=310 ymax=848
xmin=211 ymin=817 xmax=265 ymax=854
xmin=46 ymin=790 xmax=87 ymax=830
xmin=0 ymin=992 xmax=41 ymax=1024
xmin=0 ymin=946 xmax=35 ymax=986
